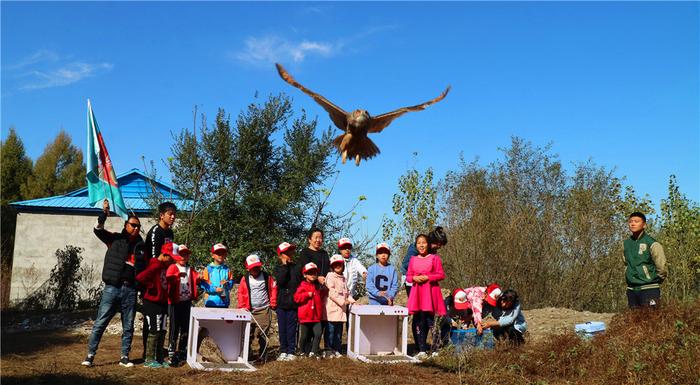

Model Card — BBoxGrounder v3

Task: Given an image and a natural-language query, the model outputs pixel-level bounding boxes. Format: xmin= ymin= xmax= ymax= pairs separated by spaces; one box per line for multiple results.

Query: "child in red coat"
xmin=136 ymin=242 xmax=175 ymax=368
xmin=165 ymin=244 xmax=199 ymax=365
xmin=294 ymin=262 xmax=326 ymax=358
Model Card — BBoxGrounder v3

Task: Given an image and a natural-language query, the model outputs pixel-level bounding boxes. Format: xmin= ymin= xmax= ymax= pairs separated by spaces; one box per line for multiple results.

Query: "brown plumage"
xmin=275 ymin=63 xmax=450 ymax=166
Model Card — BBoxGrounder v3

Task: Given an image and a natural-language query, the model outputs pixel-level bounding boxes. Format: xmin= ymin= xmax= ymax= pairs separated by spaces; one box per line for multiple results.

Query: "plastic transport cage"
xmin=186 ymin=307 xmax=256 ymax=371
xmin=450 ymin=328 xmax=495 ymax=352
xmin=346 ymin=305 xmax=419 ymax=364
xmin=574 ymin=321 xmax=606 ymax=339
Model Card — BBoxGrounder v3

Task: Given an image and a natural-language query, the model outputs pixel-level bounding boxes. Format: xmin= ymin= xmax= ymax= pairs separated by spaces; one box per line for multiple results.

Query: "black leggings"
xmin=411 ymin=311 xmax=434 ymax=353
xmin=299 ymin=322 xmax=322 ymax=355
xmin=168 ymin=301 xmax=191 ymax=358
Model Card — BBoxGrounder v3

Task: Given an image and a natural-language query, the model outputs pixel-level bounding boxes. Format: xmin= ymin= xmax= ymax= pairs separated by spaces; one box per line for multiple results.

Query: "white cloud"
xmin=233 ymin=25 xmax=398 ymax=67
xmin=20 ymin=62 xmax=114 ymax=90
xmin=5 ymin=49 xmax=62 ymax=70
xmin=5 ymin=50 xmax=114 ymax=91
xmin=234 ymin=36 xmax=337 ymax=66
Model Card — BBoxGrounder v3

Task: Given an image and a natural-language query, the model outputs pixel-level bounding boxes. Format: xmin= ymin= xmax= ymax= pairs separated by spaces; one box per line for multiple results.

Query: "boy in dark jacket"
xmin=82 ymin=202 xmax=144 ymax=368
xmin=273 ymin=242 xmax=300 ymax=361
xmin=237 ymin=254 xmax=277 ymax=361
xmin=136 ymin=242 xmax=175 ymax=368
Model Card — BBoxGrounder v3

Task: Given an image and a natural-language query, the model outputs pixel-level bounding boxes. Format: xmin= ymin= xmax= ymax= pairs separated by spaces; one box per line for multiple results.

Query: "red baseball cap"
xmin=376 ymin=242 xmax=391 ymax=254
xmin=302 ymin=262 xmax=319 ymax=274
xmin=453 ymin=288 xmax=471 ymax=310
xmin=276 ymin=242 xmax=296 ymax=255
xmin=211 ymin=243 xmax=228 ymax=254
xmin=330 ymin=254 xmax=345 ymax=266
xmin=337 ymin=238 xmax=352 ymax=249
xmin=245 ymin=254 xmax=263 ymax=270
xmin=485 ymin=283 xmax=502 ymax=306
xmin=161 ymin=242 xmax=180 ymax=258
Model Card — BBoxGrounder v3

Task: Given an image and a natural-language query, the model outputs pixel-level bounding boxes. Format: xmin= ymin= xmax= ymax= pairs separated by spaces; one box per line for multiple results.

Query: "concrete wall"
xmin=10 ymin=212 xmax=156 ymax=303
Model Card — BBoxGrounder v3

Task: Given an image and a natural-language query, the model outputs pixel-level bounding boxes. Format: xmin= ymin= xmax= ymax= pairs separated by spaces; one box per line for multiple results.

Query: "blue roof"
xmin=11 ymin=169 xmax=192 ymax=214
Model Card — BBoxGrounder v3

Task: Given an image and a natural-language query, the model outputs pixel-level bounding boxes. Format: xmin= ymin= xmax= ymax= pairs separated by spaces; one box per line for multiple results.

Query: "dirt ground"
xmin=1 ymin=302 xmax=615 ymax=385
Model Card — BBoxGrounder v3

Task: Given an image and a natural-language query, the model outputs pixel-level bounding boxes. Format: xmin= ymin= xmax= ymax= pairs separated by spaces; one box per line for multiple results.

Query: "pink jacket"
xmin=324 ymin=272 xmax=351 ymax=322
xmin=462 ymin=286 xmax=487 ymax=324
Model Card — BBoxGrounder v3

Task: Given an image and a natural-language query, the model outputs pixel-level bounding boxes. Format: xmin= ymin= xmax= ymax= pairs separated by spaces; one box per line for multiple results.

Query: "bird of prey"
xmin=275 ymin=63 xmax=450 ymax=166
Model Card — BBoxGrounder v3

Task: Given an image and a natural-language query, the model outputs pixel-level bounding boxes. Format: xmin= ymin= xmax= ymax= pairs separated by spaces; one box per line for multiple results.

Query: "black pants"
xmin=143 ymin=299 xmax=168 ymax=362
xmin=276 ymin=308 xmax=298 ymax=355
xmin=627 ymin=288 xmax=661 ymax=309
xmin=168 ymin=301 xmax=191 ymax=359
xmin=412 ymin=311 xmax=434 ymax=353
xmin=299 ymin=322 xmax=322 ymax=355
xmin=492 ymin=324 xmax=524 ymax=345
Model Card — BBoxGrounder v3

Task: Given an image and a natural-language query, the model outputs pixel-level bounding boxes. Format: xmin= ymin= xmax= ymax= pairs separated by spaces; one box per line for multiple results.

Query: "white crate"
xmin=186 ymin=307 xmax=256 ymax=371
xmin=575 ymin=321 xmax=606 ymax=339
xmin=347 ymin=305 xmax=418 ymax=364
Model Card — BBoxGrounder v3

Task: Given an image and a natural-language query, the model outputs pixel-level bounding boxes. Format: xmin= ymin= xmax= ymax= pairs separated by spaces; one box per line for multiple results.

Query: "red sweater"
xmin=237 ymin=272 xmax=278 ymax=310
xmin=136 ymin=258 xmax=171 ymax=304
xmin=166 ymin=263 xmax=199 ymax=304
xmin=294 ymin=280 xmax=325 ymax=323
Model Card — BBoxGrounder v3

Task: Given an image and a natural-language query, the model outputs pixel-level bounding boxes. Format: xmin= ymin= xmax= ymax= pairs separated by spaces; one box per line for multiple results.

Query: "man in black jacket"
xmin=82 ymin=201 xmax=144 ymax=368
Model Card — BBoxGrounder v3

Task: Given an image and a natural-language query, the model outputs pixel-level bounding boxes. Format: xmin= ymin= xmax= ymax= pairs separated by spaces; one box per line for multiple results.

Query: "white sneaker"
xmin=414 ymin=351 xmax=428 ymax=360
xmin=431 ymin=351 xmax=439 ymax=358
xmin=333 ymin=351 xmax=342 ymax=358
xmin=81 ymin=355 xmax=94 ymax=367
xmin=308 ymin=352 xmax=320 ymax=360
xmin=285 ymin=354 xmax=297 ymax=361
xmin=277 ymin=353 xmax=288 ymax=361
xmin=119 ymin=356 xmax=134 ymax=367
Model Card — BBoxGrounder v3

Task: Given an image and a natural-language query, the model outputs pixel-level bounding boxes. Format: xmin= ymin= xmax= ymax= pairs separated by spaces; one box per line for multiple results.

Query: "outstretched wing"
xmin=368 ymin=86 xmax=451 ymax=133
xmin=276 ymin=63 xmax=348 ymax=131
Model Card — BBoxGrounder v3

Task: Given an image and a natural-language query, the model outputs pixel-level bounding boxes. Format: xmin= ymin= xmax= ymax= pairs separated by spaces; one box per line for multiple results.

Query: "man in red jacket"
xmin=237 ymin=254 xmax=277 ymax=361
xmin=136 ymin=242 xmax=175 ymax=368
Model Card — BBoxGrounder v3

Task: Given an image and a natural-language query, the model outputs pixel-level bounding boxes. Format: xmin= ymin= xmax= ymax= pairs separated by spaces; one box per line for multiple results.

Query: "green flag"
xmin=86 ymin=99 xmax=129 ymax=220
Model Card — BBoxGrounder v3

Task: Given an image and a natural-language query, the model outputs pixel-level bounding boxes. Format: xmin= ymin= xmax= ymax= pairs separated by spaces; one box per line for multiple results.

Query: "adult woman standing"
xmin=297 ymin=227 xmax=330 ymax=285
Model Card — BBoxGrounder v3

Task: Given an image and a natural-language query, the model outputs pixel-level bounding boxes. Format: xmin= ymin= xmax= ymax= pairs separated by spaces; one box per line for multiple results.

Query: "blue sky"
xmin=2 ymin=2 xmax=698 ymax=238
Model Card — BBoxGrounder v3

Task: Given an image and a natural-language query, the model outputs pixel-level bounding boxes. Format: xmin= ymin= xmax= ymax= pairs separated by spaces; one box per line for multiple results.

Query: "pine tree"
xmin=21 ymin=130 xmax=85 ymax=200
xmin=1 ymin=128 xmax=33 ymax=307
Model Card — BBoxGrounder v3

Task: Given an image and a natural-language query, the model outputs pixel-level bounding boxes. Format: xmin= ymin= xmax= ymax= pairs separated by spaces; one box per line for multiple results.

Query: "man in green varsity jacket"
xmin=624 ymin=212 xmax=667 ymax=308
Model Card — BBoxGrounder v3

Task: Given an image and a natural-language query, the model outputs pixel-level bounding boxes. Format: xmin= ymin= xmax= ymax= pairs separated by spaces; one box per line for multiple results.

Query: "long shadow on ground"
xmin=1 ymin=330 xmax=83 ymax=356
xmin=2 ymin=373 xmax=126 ymax=385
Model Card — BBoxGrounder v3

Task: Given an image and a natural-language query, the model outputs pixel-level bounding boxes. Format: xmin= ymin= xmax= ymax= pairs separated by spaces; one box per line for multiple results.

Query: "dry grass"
xmin=2 ymin=301 xmax=698 ymax=385
xmin=430 ymin=300 xmax=700 ymax=385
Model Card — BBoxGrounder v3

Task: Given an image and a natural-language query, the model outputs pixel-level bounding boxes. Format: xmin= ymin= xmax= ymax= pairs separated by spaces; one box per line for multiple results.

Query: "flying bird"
xmin=275 ymin=63 xmax=450 ymax=166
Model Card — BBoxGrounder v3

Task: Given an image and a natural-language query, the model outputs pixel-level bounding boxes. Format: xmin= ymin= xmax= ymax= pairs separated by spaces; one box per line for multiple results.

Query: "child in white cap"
xmin=337 ymin=237 xmax=367 ymax=299
xmin=294 ymin=262 xmax=326 ymax=358
xmin=366 ymin=243 xmax=399 ymax=305
xmin=273 ymin=242 xmax=299 ymax=361
xmin=237 ymin=254 xmax=277 ymax=361
xmin=200 ymin=243 xmax=234 ymax=308
xmin=324 ymin=254 xmax=355 ymax=357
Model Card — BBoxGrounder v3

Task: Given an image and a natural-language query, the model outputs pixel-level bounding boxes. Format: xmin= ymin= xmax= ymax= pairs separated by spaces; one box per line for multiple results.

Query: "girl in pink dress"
xmin=406 ymin=234 xmax=447 ymax=357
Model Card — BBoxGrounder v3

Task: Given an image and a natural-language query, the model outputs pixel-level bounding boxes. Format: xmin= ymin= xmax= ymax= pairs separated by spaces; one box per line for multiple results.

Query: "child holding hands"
xmin=406 ymin=234 xmax=447 ymax=359
xmin=200 ymin=243 xmax=234 ymax=308
xmin=324 ymin=254 xmax=355 ymax=357
xmin=294 ymin=262 xmax=326 ymax=358
xmin=366 ymin=243 xmax=399 ymax=305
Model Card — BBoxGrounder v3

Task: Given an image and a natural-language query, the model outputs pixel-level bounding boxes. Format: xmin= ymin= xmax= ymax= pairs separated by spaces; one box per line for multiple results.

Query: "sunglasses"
xmin=127 ymin=222 xmax=141 ymax=229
